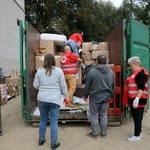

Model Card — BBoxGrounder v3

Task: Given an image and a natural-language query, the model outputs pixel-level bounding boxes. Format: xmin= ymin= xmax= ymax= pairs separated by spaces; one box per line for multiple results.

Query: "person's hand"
xmin=133 ymin=97 xmax=139 ymax=108
xmin=64 ymin=98 xmax=70 ymax=107
xmin=109 ymin=98 xmax=113 ymax=103
xmin=84 ymin=97 xmax=88 ymax=102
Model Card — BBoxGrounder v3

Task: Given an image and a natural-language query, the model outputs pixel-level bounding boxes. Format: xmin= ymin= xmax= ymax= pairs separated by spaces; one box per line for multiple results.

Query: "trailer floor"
xmin=0 ymin=95 xmax=150 ymax=150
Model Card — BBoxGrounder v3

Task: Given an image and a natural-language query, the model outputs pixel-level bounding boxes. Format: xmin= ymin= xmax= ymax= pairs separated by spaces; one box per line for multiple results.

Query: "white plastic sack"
xmin=33 ymin=107 xmax=40 ymax=116
xmin=60 ymin=95 xmax=66 ymax=108
xmin=40 ymin=33 xmax=67 ymax=46
xmin=73 ymin=96 xmax=88 ymax=105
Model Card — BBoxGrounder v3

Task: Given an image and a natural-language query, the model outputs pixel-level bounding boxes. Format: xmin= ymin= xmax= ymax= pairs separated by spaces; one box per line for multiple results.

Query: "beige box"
xmin=99 ymin=42 xmax=108 ymax=50
xmin=36 ymin=52 xmax=46 ymax=56
xmin=92 ymin=50 xmax=109 ymax=59
xmin=45 ymin=47 xmax=55 ymax=55
xmin=35 ymin=56 xmax=45 ymax=70
xmin=55 ymin=55 xmax=62 ymax=68
xmin=81 ymin=53 xmax=85 ymax=59
xmin=40 ymin=40 xmax=56 ymax=54
xmin=84 ymin=60 xmax=96 ymax=66
xmin=90 ymin=44 xmax=99 ymax=51
xmin=40 ymin=40 xmax=47 ymax=48
xmin=36 ymin=48 xmax=46 ymax=56
xmin=7 ymin=85 xmax=18 ymax=94
xmin=82 ymin=42 xmax=92 ymax=53
xmin=84 ymin=52 xmax=92 ymax=61
xmin=106 ymin=59 xmax=110 ymax=64
xmin=5 ymin=77 xmax=20 ymax=87
xmin=1 ymin=97 xmax=7 ymax=106
xmin=76 ymin=67 xmax=82 ymax=85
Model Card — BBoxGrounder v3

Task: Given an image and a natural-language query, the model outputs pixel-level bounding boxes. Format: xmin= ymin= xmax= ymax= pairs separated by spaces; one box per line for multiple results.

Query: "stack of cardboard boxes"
xmin=35 ymin=40 xmax=63 ymax=70
xmin=0 ymin=84 xmax=7 ymax=105
xmin=81 ymin=42 xmax=109 ymax=66
xmin=35 ymin=39 xmax=82 ymax=85
xmin=5 ymin=70 xmax=20 ymax=97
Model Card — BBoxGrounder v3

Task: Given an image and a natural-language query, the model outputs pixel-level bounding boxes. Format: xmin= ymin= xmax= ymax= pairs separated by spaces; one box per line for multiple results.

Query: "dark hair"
xmin=43 ymin=53 xmax=55 ymax=75
xmin=97 ymin=55 xmax=106 ymax=64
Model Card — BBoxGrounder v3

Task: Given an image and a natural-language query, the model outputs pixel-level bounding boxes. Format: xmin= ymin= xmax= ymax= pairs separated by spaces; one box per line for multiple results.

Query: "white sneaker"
xmin=128 ymin=136 xmax=141 ymax=142
xmin=130 ymin=132 xmax=143 ymax=138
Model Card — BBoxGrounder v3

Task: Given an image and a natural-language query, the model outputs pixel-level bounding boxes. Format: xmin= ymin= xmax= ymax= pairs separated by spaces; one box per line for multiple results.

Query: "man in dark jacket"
xmin=84 ymin=55 xmax=115 ymax=139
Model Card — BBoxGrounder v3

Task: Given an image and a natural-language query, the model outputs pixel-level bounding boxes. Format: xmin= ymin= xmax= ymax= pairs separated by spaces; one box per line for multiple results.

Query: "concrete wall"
xmin=0 ymin=0 xmax=24 ymax=76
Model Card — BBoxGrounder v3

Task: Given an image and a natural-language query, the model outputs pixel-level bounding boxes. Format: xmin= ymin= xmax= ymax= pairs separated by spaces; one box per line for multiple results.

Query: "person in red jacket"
xmin=61 ymin=46 xmax=83 ymax=107
xmin=122 ymin=56 xmax=149 ymax=142
xmin=66 ymin=32 xmax=83 ymax=55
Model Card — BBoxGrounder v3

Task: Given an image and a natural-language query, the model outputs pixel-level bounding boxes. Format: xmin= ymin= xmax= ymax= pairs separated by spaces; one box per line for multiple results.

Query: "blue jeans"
xmin=66 ymin=40 xmax=79 ymax=55
xmin=38 ymin=100 xmax=60 ymax=145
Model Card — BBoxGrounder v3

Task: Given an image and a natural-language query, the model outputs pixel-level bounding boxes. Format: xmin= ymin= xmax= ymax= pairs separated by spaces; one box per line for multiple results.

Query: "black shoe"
xmin=39 ymin=139 xmax=45 ymax=146
xmin=0 ymin=130 xmax=2 ymax=136
xmin=101 ymin=134 xmax=107 ymax=138
xmin=51 ymin=142 xmax=60 ymax=150
xmin=87 ymin=132 xmax=97 ymax=139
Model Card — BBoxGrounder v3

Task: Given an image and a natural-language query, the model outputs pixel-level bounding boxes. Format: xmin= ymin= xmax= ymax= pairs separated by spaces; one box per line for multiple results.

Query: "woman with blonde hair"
xmin=123 ymin=56 xmax=149 ymax=142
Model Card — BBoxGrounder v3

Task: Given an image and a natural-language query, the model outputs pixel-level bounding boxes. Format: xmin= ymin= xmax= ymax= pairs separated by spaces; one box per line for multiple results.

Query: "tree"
xmin=25 ymin=0 xmax=149 ymax=42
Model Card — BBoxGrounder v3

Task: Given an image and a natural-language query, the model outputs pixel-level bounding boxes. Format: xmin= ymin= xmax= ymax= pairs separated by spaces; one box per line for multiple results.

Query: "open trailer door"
xmin=128 ymin=18 xmax=149 ymax=110
xmin=19 ymin=21 xmax=40 ymax=122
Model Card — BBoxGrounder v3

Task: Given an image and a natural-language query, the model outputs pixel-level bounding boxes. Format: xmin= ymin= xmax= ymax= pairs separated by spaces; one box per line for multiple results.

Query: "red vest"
xmin=122 ymin=68 xmax=149 ymax=105
xmin=61 ymin=52 xmax=78 ymax=75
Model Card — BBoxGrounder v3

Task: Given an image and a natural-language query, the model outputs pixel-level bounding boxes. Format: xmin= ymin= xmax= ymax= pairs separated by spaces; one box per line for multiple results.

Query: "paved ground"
xmin=0 ymin=95 xmax=150 ymax=150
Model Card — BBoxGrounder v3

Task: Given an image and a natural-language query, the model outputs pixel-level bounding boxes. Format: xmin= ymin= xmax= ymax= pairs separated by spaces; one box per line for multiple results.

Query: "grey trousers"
xmin=89 ymin=94 xmax=110 ymax=136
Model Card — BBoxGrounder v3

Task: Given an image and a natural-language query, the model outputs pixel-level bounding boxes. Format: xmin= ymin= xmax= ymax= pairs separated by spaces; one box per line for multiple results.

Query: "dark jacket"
xmin=84 ymin=65 xmax=115 ymax=98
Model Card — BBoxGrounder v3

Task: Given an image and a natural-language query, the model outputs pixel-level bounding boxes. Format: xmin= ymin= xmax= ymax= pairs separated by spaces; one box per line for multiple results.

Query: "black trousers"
xmin=0 ymin=96 xmax=2 ymax=134
xmin=130 ymin=106 xmax=144 ymax=136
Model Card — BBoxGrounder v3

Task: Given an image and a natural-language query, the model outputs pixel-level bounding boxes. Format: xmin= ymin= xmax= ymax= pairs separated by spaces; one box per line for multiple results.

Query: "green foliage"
xmin=25 ymin=0 xmax=149 ymax=42
xmin=119 ymin=0 xmax=150 ymax=26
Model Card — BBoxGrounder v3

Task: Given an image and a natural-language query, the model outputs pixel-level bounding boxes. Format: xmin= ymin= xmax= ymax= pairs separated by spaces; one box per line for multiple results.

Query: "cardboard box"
xmin=45 ymin=47 xmax=55 ymax=55
xmin=5 ymin=77 xmax=20 ymax=87
xmin=40 ymin=40 xmax=56 ymax=54
xmin=7 ymin=85 xmax=19 ymax=96
xmin=90 ymin=44 xmax=99 ymax=51
xmin=76 ymin=67 xmax=82 ymax=85
xmin=99 ymin=42 xmax=108 ymax=50
xmin=81 ymin=53 xmax=85 ymax=59
xmin=0 ymin=84 xmax=7 ymax=96
xmin=55 ymin=55 xmax=62 ymax=68
xmin=84 ymin=60 xmax=96 ymax=66
xmin=36 ymin=48 xmax=46 ymax=56
xmin=84 ymin=52 xmax=92 ymax=61
xmin=35 ymin=56 xmax=45 ymax=70
xmin=46 ymin=40 xmax=56 ymax=54
xmin=106 ymin=59 xmax=109 ymax=64
xmin=1 ymin=97 xmax=7 ymax=106
xmin=82 ymin=42 xmax=92 ymax=53
xmin=40 ymin=40 xmax=47 ymax=48
xmin=36 ymin=55 xmax=62 ymax=70
xmin=92 ymin=50 xmax=109 ymax=59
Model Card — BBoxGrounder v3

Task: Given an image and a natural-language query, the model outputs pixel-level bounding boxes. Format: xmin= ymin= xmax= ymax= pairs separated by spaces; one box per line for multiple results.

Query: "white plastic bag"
xmin=33 ymin=107 xmax=40 ymax=116
xmin=73 ymin=96 xmax=88 ymax=105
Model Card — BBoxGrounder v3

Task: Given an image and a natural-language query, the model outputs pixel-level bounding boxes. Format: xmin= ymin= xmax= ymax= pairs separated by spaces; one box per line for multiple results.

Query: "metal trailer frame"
xmin=19 ymin=18 xmax=149 ymax=125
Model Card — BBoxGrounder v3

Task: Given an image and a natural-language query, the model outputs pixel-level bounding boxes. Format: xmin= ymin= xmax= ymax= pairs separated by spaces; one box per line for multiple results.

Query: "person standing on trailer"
xmin=66 ymin=32 xmax=83 ymax=55
xmin=61 ymin=46 xmax=83 ymax=107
